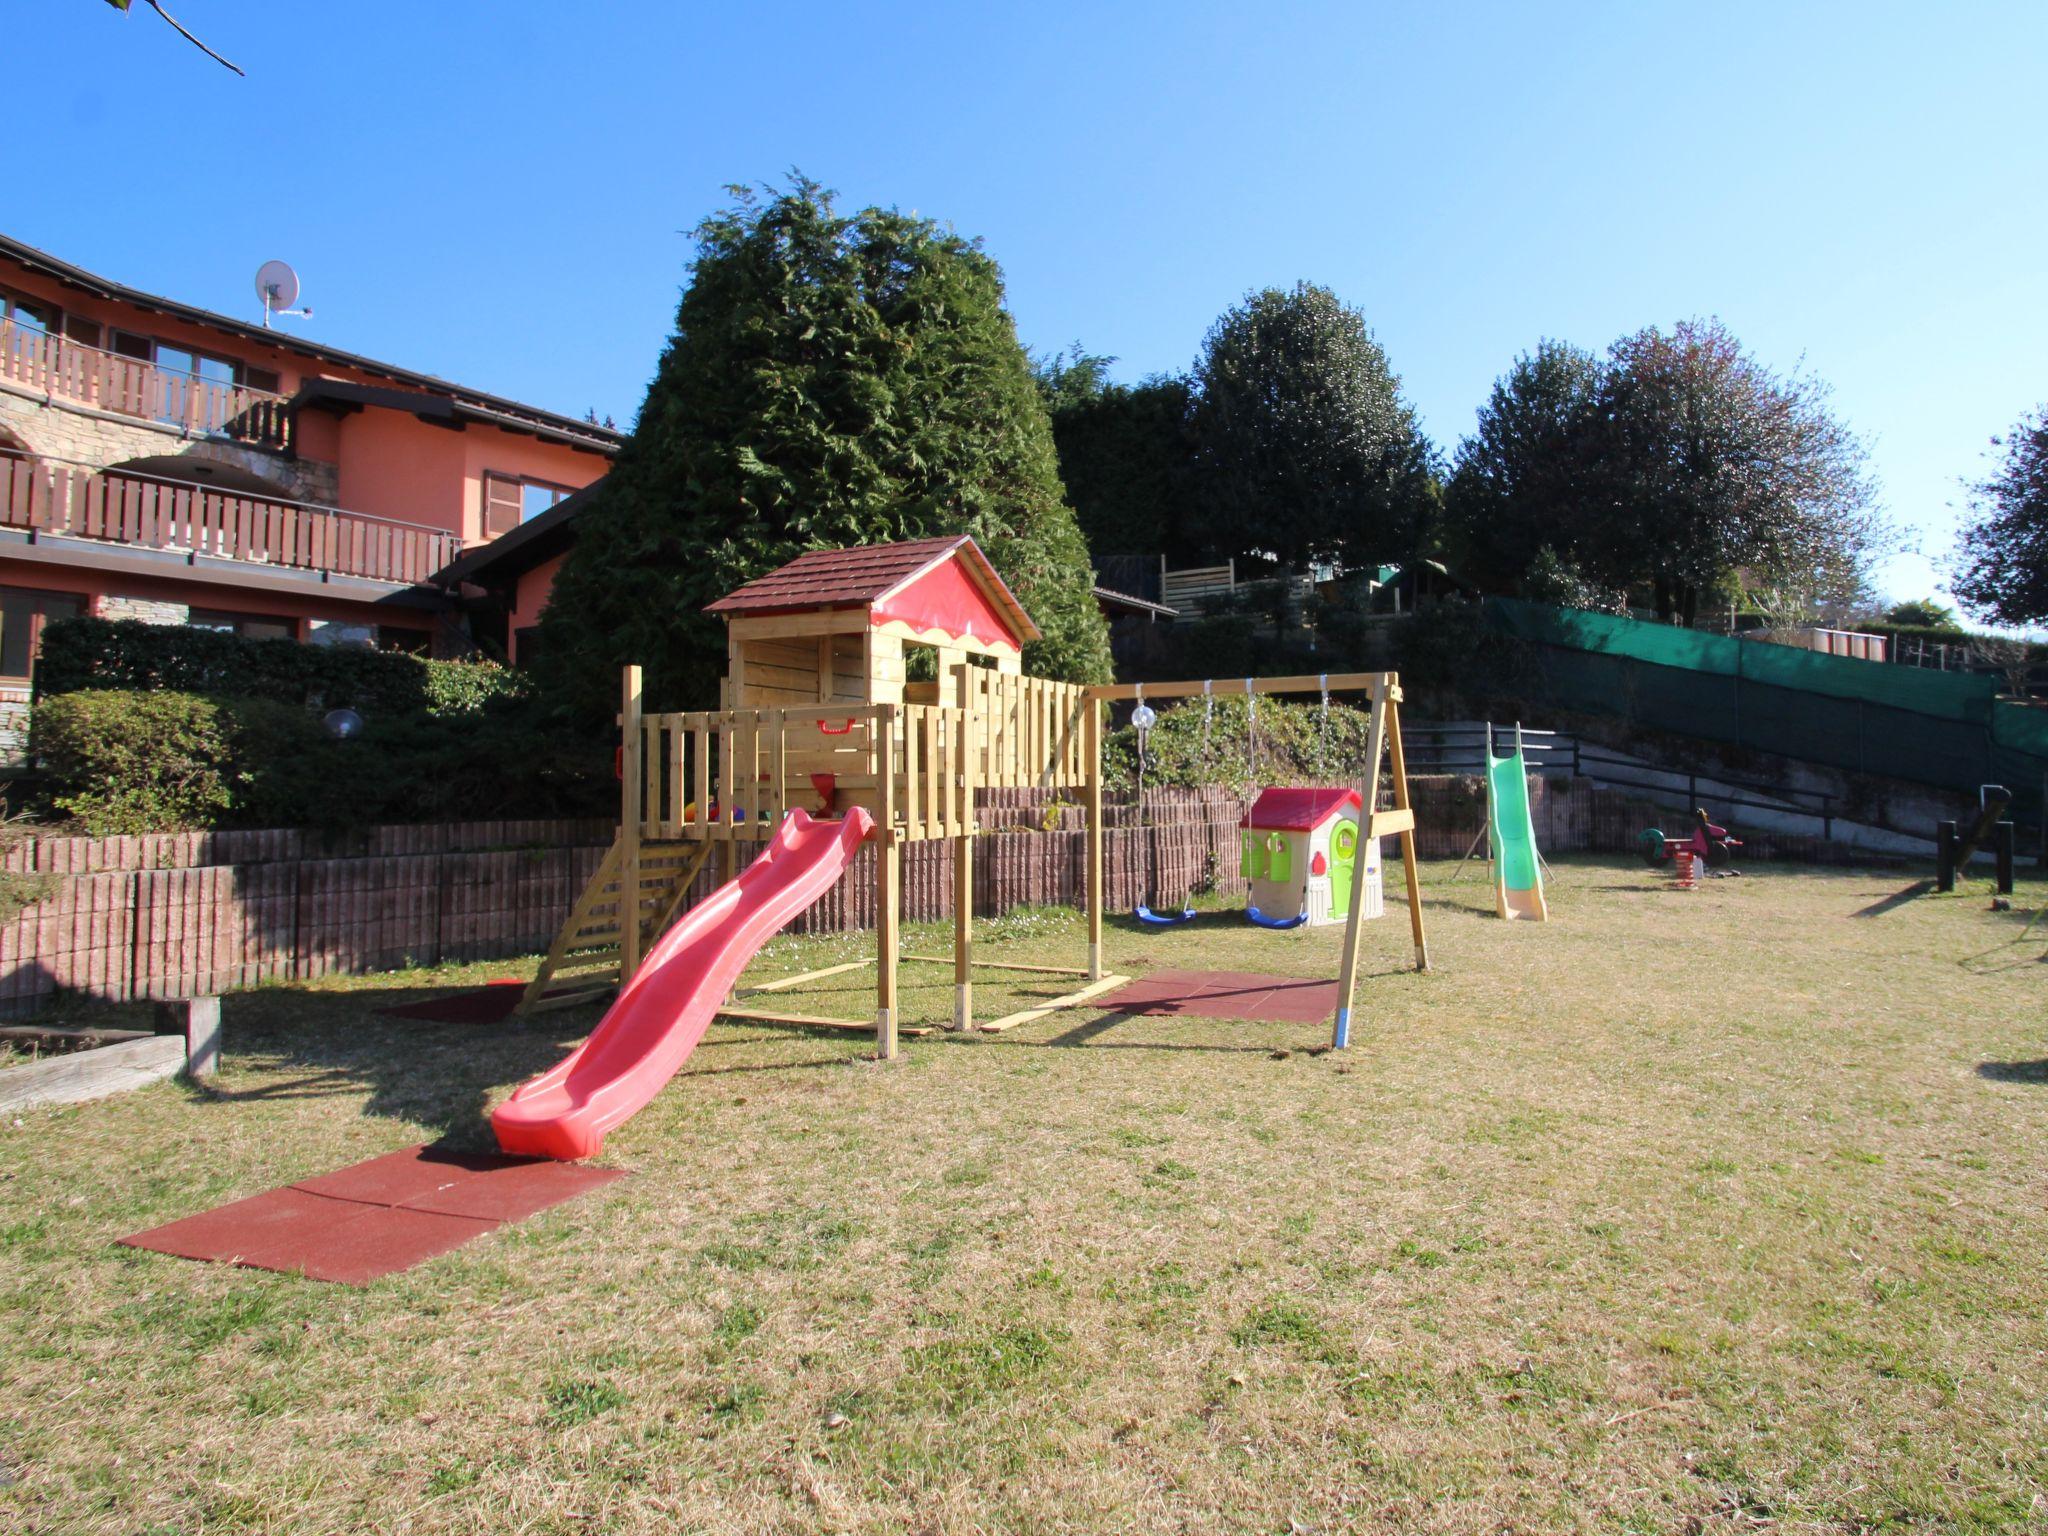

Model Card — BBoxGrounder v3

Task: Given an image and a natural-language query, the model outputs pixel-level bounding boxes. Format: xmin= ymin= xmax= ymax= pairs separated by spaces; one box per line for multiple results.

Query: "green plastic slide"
xmin=1486 ymin=724 xmax=1548 ymax=921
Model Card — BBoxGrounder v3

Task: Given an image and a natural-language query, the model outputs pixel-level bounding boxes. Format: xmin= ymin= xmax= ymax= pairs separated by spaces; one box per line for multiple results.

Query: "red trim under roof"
xmin=1239 ymin=787 xmax=1362 ymax=832
xmin=704 ymin=535 xmax=1040 ymax=645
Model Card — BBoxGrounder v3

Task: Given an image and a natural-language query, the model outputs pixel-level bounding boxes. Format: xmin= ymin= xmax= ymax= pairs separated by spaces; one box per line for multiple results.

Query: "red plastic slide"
xmin=493 ymin=808 xmax=874 ymax=1160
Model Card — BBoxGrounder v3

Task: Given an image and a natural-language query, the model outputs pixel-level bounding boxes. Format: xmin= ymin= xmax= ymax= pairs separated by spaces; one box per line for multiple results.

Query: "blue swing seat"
xmin=1135 ymin=902 xmax=1198 ymax=926
xmin=1245 ymin=905 xmax=1309 ymax=930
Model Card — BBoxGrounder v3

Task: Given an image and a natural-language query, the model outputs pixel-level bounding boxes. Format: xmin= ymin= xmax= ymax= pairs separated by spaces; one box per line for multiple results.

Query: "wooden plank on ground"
xmin=736 ymin=958 xmax=874 ymax=995
xmin=716 ymin=1005 xmax=933 ymax=1037
xmin=978 ymin=974 xmax=1131 ymax=1034
xmin=0 ymin=1035 xmax=184 ymax=1114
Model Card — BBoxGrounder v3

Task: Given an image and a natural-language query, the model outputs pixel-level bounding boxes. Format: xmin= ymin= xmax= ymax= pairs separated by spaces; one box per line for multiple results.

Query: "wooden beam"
xmin=1384 ymin=686 xmax=1431 ymax=973
xmin=736 ymin=958 xmax=874 ymax=996
xmin=620 ymin=665 xmax=644 ymax=985
xmin=1085 ymin=697 xmax=1104 ymax=979
xmin=875 ymin=703 xmax=900 ymax=1061
xmin=1330 ymin=675 xmax=1390 ymax=1050
xmin=1367 ymin=807 xmax=1415 ymax=838
xmin=953 ymin=828 xmax=974 ymax=1031
xmin=978 ymin=974 xmax=1130 ymax=1034
xmin=717 ymin=1005 xmax=934 ymax=1037
xmin=1084 ymin=672 xmax=1397 ymax=704
xmin=901 ymin=955 xmax=1091 ymax=977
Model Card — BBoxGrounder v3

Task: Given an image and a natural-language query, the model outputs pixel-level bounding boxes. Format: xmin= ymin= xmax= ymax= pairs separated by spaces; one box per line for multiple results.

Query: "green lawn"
xmin=4 ymin=856 xmax=2047 ymax=1534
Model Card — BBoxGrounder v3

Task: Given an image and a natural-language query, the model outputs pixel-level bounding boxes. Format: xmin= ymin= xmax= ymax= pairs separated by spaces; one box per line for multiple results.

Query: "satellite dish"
xmin=255 ymin=260 xmax=311 ymax=327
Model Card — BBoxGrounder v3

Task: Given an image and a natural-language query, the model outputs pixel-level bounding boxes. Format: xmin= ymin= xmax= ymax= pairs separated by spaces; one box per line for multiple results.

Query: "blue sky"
xmin=22 ymin=2 xmax=2046 ymax=607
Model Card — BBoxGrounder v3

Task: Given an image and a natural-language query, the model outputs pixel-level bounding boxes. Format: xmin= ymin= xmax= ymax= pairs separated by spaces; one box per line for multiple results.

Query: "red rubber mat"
xmin=376 ymin=980 xmax=526 ymax=1024
xmin=1101 ymin=969 xmax=1340 ymax=1024
xmin=119 ymin=1143 xmax=624 ymax=1285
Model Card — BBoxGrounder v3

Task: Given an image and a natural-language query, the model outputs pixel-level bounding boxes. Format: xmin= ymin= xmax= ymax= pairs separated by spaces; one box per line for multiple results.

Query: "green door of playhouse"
xmin=1329 ymin=819 xmax=1357 ymax=919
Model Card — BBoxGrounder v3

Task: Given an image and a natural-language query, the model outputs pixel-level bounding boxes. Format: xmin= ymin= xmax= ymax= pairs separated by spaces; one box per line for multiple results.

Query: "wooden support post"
xmin=1995 ymin=820 xmax=2016 ymax=896
xmin=1330 ymin=677 xmax=1390 ymax=1050
xmin=954 ymin=707 xmax=977 ymax=1030
xmin=875 ymin=703 xmax=900 ymax=1060
xmin=1085 ymin=696 xmax=1104 ymax=980
xmin=1937 ymin=819 xmax=1958 ymax=892
xmin=1384 ymin=686 xmax=1431 ymax=972
xmin=954 ymin=831 xmax=974 ymax=1031
xmin=154 ymin=995 xmax=221 ymax=1078
xmin=620 ymin=665 xmax=644 ymax=985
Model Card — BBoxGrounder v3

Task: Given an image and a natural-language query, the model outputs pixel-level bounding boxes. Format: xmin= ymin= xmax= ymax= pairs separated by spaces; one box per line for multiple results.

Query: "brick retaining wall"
xmin=0 ymin=778 xmax=1749 ymax=1016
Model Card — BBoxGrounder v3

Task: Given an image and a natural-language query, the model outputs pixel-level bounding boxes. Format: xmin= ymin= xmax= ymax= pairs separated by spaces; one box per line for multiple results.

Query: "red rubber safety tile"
xmin=376 ymin=980 xmax=526 ymax=1024
xmin=250 ymin=1204 xmax=499 ymax=1286
xmin=291 ymin=1143 xmax=528 ymax=1206
xmin=1103 ymin=969 xmax=1340 ymax=1024
xmin=402 ymin=1159 xmax=625 ymax=1223
xmin=120 ymin=1187 xmax=370 ymax=1267
xmin=123 ymin=1144 xmax=627 ymax=1284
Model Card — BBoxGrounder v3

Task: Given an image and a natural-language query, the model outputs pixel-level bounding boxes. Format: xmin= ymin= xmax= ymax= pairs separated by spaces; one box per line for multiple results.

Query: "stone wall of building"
xmin=97 ymin=595 xmax=189 ymax=626
xmin=0 ymin=387 xmax=338 ymax=505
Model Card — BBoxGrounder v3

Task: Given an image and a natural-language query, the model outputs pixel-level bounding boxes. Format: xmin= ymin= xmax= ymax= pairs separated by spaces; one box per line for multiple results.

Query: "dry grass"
xmin=3 ymin=856 xmax=2047 ymax=1534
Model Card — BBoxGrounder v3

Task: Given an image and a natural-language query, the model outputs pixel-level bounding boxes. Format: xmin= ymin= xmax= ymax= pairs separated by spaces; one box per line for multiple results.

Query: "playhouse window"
xmin=1239 ymin=833 xmax=1264 ymax=880
xmin=1265 ymin=833 xmax=1292 ymax=884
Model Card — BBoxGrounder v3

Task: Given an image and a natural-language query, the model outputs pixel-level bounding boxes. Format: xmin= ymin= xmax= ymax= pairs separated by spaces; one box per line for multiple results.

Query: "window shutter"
xmin=482 ymin=472 xmax=521 ymax=538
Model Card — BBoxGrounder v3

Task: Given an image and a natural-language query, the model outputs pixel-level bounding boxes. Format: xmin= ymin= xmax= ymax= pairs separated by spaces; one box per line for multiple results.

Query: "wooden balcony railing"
xmin=0 ymin=456 xmax=462 ymax=587
xmin=0 ymin=320 xmax=293 ymax=452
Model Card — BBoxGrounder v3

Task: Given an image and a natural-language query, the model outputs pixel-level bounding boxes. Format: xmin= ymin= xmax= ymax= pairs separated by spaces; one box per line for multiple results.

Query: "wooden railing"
xmin=0 ymin=320 xmax=293 ymax=452
xmin=633 ymin=703 xmax=980 ymax=845
xmin=950 ymin=667 xmax=1090 ymax=790
xmin=0 ymin=456 xmax=463 ymax=587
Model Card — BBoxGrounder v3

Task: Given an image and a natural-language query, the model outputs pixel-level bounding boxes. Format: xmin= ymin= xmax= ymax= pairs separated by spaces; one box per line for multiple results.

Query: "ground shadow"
xmin=1978 ymin=1060 xmax=2048 ymax=1084
xmin=185 ymin=984 xmax=598 ymax=1151
xmin=1853 ymin=880 xmax=1937 ymax=918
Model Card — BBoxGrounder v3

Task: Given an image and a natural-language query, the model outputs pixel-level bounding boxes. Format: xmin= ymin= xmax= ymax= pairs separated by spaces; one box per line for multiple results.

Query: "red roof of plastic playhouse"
xmin=704 ymin=535 xmax=1040 ymax=647
xmin=1240 ymin=787 xmax=1362 ymax=832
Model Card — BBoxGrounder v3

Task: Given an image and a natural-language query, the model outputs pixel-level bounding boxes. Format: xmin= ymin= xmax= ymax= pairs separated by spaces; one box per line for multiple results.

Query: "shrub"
xmin=33 ymin=691 xmax=322 ymax=834
xmin=31 ymin=689 xmax=612 ymax=834
xmin=34 ymin=617 xmax=527 ymax=717
xmin=1103 ymin=695 xmax=1379 ymax=796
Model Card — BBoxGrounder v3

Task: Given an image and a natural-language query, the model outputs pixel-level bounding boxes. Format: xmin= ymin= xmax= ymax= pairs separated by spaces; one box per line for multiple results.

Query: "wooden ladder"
xmin=518 ymin=838 xmax=714 ymax=1015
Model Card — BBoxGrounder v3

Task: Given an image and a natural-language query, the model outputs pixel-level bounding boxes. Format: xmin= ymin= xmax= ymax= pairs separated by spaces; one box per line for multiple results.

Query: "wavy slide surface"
xmin=1486 ymin=734 xmax=1548 ymax=922
xmin=494 ymin=808 xmax=873 ymax=1160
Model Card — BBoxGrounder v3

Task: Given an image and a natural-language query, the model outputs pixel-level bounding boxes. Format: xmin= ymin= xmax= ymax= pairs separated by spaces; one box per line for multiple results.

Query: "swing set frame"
xmin=1083 ymin=671 xmax=1430 ymax=1048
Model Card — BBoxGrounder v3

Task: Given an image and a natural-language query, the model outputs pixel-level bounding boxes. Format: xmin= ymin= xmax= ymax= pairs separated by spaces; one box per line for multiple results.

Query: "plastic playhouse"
xmin=494 ymin=537 xmax=1434 ymax=1159
xmin=1240 ymin=787 xmax=1383 ymax=928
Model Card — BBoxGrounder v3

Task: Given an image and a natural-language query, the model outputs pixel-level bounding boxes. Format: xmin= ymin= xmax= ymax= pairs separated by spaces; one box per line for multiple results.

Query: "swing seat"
xmin=1245 ymin=905 xmax=1308 ymax=930
xmin=1135 ymin=902 xmax=1198 ymax=927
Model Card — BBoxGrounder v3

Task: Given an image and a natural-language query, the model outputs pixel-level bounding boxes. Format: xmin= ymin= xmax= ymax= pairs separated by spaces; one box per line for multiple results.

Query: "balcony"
xmin=0 ymin=319 xmax=293 ymax=452
xmin=0 ymin=456 xmax=463 ymax=588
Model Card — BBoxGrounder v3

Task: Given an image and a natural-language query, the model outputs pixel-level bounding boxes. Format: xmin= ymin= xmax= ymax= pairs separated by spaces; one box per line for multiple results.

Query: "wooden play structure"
xmin=521 ymin=536 xmax=1430 ymax=1054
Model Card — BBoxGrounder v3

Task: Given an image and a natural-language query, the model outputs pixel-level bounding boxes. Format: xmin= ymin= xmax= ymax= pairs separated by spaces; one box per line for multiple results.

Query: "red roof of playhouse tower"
xmin=704 ymin=535 xmax=1040 ymax=649
xmin=1240 ymin=787 xmax=1363 ymax=832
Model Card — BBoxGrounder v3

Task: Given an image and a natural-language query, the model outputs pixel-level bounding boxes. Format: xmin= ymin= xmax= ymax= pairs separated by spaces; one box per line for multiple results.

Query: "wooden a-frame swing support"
xmin=1080 ymin=672 xmax=1431 ymax=1049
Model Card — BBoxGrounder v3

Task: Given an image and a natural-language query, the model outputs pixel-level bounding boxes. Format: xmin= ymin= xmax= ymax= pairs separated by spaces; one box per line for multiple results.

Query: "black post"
xmin=1937 ymin=819 xmax=1958 ymax=893
xmin=1995 ymin=821 xmax=2015 ymax=896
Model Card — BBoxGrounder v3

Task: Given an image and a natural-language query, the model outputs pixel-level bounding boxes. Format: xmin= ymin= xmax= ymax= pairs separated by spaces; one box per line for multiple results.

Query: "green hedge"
xmin=1103 ymin=695 xmax=1381 ymax=796
xmin=33 ymin=689 xmax=611 ymax=835
xmin=34 ymin=617 xmax=528 ymax=716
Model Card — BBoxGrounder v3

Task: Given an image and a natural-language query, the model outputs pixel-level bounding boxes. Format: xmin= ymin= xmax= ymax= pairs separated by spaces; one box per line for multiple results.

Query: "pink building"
xmin=0 ymin=233 xmax=619 ymax=752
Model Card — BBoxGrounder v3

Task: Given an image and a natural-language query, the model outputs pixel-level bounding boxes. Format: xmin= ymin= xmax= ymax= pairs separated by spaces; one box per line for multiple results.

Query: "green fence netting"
xmin=1484 ymin=599 xmax=2047 ymax=821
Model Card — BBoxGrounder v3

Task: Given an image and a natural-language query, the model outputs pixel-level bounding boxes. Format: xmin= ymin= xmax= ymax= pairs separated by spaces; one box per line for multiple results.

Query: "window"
xmin=0 ymin=291 xmax=58 ymax=336
xmin=0 ymin=587 xmax=84 ymax=680
xmin=521 ymin=480 xmax=572 ymax=522
xmin=377 ymin=626 xmax=429 ymax=655
xmin=481 ymin=471 xmax=573 ymax=538
xmin=189 ymin=609 xmax=297 ymax=641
